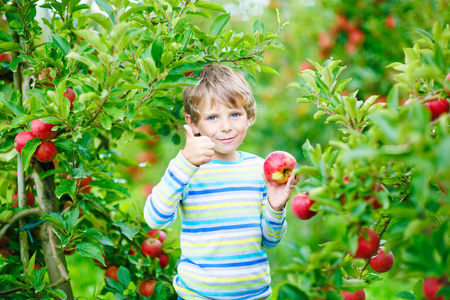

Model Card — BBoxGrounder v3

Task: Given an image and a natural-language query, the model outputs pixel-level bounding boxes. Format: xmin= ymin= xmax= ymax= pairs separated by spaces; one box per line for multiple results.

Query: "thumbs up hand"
xmin=181 ymin=125 xmax=216 ymax=166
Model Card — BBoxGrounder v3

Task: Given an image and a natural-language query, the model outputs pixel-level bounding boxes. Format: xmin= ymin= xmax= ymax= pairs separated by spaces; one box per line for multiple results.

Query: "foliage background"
xmin=0 ymin=0 xmax=448 ymax=298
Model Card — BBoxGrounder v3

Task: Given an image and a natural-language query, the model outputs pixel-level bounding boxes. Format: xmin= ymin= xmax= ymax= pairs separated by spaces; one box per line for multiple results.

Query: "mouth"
xmin=218 ymin=137 xmax=235 ymax=143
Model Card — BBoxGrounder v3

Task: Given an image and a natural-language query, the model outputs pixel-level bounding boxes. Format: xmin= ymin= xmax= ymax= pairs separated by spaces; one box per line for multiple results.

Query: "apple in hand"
xmin=424 ymin=98 xmax=450 ymax=121
xmin=341 ymin=289 xmax=366 ymax=300
xmin=35 ymin=141 xmax=57 ymax=163
xmin=263 ymin=151 xmax=297 ymax=183
xmin=423 ymin=277 xmax=445 ymax=300
xmin=31 ymin=119 xmax=57 ymax=141
xmin=354 ymin=228 xmax=380 ymax=259
xmin=291 ymin=193 xmax=317 ymax=220
xmin=139 ymin=280 xmax=156 ymax=297
xmin=141 ymin=238 xmax=162 ymax=258
xmin=14 ymin=131 xmax=36 ymax=153
xmin=369 ymin=246 xmax=394 ymax=273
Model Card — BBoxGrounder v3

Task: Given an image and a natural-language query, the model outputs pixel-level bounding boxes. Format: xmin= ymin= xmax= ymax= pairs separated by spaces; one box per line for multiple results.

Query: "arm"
xmin=261 ymin=189 xmax=288 ymax=248
xmin=260 ymin=173 xmax=300 ymax=247
xmin=143 ymin=151 xmax=198 ymax=229
xmin=143 ymin=124 xmax=214 ymax=229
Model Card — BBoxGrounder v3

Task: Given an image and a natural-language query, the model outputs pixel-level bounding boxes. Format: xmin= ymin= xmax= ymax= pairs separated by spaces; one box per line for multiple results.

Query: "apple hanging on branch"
xmin=353 ymin=228 xmax=380 ymax=259
xmin=291 ymin=192 xmax=317 ymax=220
xmin=369 ymin=246 xmax=394 ymax=273
xmin=263 ymin=151 xmax=297 ymax=183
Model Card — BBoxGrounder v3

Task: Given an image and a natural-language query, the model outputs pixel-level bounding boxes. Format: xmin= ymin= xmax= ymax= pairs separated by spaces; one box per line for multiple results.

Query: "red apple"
xmin=38 ymin=68 xmax=55 ymax=87
xmin=0 ymin=234 xmax=9 ymax=246
xmin=158 ymin=252 xmax=169 ymax=269
xmin=385 ymin=15 xmax=396 ymax=29
xmin=348 ymin=29 xmax=365 ymax=45
xmin=63 ymin=87 xmax=76 ymax=110
xmin=34 ymin=263 xmax=42 ymax=270
xmin=78 ymin=177 xmax=92 ymax=193
xmin=105 ymin=265 xmax=119 ymax=282
xmin=340 ymin=289 xmax=366 ymax=300
xmin=263 ymin=151 xmax=297 ymax=184
xmin=345 ymin=41 xmax=357 ymax=55
xmin=12 ymin=190 xmax=35 ymax=207
xmin=318 ymin=31 xmax=333 ymax=50
xmin=369 ymin=246 xmax=394 ymax=273
xmin=137 ymin=151 xmax=158 ymax=164
xmin=424 ymin=98 xmax=450 ymax=121
xmin=141 ymin=238 xmax=162 ymax=258
xmin=31 ymin=119 xmax=57 ymax=141
xmin=14 ymin=131 xmax=36 ymax=154
xmin=93 ymin=251 xmax=107 ymax=269
xmin=423 ymin=277 xmax=445 ymax=300
xmin=298 ymin=61 xmax=314 ymax=72
xmin=147 ymin=229 xmax=167 ymax=243
xmin=0 ymin=248 xmax=11 ymax=258
xmin=291 ymin=193 xmax=317 ymax=220
xmin=35 ymin=141 xmax=57 ymax=163
xmin=0 ymin=52 xmax=12 ymax=63
xmin=139 ymin=280 xmax=156 ymax=297
xmin=354 ymin=228 xmax=380 ymax=259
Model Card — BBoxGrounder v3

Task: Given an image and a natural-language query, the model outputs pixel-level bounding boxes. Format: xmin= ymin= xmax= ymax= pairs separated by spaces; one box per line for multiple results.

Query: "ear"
xmin=185 ymin=114 xmax=200 ymax=135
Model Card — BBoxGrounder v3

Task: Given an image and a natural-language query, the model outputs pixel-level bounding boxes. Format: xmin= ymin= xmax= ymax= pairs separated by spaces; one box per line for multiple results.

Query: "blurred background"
xmin=56 ymin=0 xmax=449 ymax=297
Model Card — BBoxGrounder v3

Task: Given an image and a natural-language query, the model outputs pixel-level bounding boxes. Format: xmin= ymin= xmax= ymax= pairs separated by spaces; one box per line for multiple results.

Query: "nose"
xmin=221 ymin=118 xmax=232 ymax=132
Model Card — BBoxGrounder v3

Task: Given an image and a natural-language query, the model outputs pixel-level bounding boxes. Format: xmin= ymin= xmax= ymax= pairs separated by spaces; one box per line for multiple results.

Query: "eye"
xmin=231 ymin=113 xmax=240 ymax=118
xmin=207 ymin=115 xmax=217 ymax=121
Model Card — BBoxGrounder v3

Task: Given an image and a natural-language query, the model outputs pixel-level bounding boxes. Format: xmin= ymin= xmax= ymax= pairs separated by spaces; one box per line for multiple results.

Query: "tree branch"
xmin=0 ymin=207 xmax=42 ymax=241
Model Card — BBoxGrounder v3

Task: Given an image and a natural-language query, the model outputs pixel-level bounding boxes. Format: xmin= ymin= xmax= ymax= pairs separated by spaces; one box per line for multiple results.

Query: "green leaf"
xmin=27 ymin=252 xmax=37 ymax=277
xmin=151 ymin=37 xmax=164 ymax=68
xmin=0 ymin=92 xmax=26 ymax=116
xmin=117 ymin=266 xmax=131 ymax=287
xmin=113 ymin=222 xmax=139 ymax=241
xmin=195 ymin=0 xmax=226 ymax=13
xmin=138 ymin=57 xmax=157 ymax=78
xmin=253 ymin=19 xmax=265 ymax=34
xmin=396 ymin=292 xmax=416 ymax=299
xmin=154 ymin=75 xmax=201 ymax=90
xmin=41 ymin=213 xmax=66 ymax=230
xmin=76 ymin=242 xmax=105 ymax=265
xmin=209 ymin=13 xmax=230 ymax=36
xmin=43 ymin=288 xmax=67 ymax=299
xmin=0 ymin=42 xmax=21 ymax=52
xmin=52 ymin=35 xmax=71 ymax=56
xmin=89 ymin=13 xmax=111 ymax=31
xmin=73 ymin=30 xmax=108 ymax=53
xmin=259 ymin=65 xmax=279 ymax=76
xmin=93 ymin=180 xmax=130 ymax=197
xmin=119 ymin=3 xmax=153 ymax=21
xmin=21 ymin=138 xmax=41 ymax=171
xmin=56 ymin=179 xmax=77 ymax=198
xmin=84 ymin=228 xmax=115 ymax=246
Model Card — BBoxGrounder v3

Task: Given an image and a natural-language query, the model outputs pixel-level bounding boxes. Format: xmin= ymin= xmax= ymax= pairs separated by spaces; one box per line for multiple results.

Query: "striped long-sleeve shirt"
xmin=143 ymin=151 xmax=287 ymax=300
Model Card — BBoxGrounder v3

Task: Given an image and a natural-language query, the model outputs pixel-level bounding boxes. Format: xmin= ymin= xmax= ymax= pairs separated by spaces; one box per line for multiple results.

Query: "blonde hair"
xmin=183 ymin=64 xmax=256 ymax=125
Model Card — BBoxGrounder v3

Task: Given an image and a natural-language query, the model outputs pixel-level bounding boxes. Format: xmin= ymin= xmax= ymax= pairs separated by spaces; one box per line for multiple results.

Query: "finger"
xmin=183 ymin=124 xmax=195 ymax=139
xmin=291 ymin=174 xmax=301 ymax=185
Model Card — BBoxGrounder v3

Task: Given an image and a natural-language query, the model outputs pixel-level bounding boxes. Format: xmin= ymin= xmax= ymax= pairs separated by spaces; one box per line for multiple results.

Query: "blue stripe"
xmin=188 ymin=186 xmax=264 ymax=195
xmin=189 ymin=180 xmax=263 ymax=188
xmin=181 ymin=257 xmax=268 ymax=268
xmin=181 ymin=223 xmax=259 ymax=233
xmin=182 ymin=217 xmax=260 ymax=225
xmin=149 ymin=195 xmax=174 ymax=219
xmin=176 ymin=275 xmax=270 ymax=298
xmin=183 ymin=251 xmax=266 ymax=261
xmin=168 ymin=169 xmax=184 ymax=187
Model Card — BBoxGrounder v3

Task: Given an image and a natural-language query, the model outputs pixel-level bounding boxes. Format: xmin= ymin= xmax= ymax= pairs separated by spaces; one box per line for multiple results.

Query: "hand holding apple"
xmin=181 ymin=124 xmax=215 ymax=166
xmin=263 ymin=172 xmax=300 ymax=212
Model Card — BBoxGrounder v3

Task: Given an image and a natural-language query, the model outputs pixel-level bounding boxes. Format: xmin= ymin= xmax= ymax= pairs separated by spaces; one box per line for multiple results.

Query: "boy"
xmin=143 ymin=64 xmax=299 ymax=299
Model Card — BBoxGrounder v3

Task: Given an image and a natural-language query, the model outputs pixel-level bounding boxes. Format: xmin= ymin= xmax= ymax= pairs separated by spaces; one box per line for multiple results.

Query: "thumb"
xmin=183 ymin=124 xmax=195 ymax=139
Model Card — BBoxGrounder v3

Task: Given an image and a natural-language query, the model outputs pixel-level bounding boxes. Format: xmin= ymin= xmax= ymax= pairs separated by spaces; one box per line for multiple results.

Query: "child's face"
xmin=188 ymin=99 xmax=249 ymax=161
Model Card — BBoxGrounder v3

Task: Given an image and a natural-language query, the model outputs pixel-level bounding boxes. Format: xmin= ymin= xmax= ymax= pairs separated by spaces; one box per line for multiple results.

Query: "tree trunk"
xmin=32 ymin=161 xmax=74 ymax=298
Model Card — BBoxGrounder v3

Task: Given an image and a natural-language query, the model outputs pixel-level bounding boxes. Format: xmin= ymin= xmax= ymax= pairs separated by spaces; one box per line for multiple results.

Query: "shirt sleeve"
xmin=260 ymin=189 xmax=287 ymax=248
xmin=143 ymin=151 xmax=198 ymax=229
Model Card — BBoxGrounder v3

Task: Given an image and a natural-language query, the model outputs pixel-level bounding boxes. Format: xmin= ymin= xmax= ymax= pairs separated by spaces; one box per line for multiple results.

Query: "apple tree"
xmin=275 ymin=21 xmax=449 ymax=299
xmin=0 ymin=0 xmax=287 ymax=298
